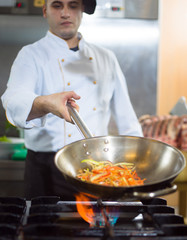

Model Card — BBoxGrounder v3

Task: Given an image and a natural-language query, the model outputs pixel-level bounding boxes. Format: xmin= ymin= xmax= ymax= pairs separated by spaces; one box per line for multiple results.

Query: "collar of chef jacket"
xmin=46 ymin=31 xmax=84 ymax=51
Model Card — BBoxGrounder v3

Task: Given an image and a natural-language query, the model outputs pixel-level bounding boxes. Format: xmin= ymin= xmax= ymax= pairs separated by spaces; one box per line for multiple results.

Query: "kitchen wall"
xmin=157 ymin=0 xmax=187 ymax=114
xmin=0 ymin=14 xmax=159 ymax=136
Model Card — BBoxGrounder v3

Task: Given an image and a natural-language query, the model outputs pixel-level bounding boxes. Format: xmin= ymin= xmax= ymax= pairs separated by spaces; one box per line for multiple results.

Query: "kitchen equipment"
xmin=0 ymin=0 xmax=158 ymax=19
xmin=54 ymin=106 xmax=186 ymax=200
xmin=1 ymin=196 xmax=187 ymax=239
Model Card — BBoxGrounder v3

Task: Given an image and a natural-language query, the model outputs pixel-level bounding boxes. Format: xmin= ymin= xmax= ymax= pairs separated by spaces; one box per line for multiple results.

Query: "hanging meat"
xmin=139 ymin=114 xmax=187 ymax=151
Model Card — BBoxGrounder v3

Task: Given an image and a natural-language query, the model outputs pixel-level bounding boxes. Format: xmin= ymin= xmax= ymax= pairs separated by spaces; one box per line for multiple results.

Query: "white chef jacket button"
xmin=68 ymin=134 xmax=71 ymax=137
xmin=93 ymin=107 xmax=96 ymax=111
xmin=89 ymin=57 xmax=93 ymax=60
xmin=62 ymin=59 xmax=65 ymax=62
xmin=67 ymin=82 xmax=71 ymax=86
xmin=93 ymin=81 xmax=97 ymax=84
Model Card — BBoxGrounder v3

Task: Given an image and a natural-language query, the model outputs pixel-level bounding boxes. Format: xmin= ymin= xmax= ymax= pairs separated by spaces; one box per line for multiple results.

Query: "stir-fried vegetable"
xmin=76 ymin=159 xmax=146 ymax=187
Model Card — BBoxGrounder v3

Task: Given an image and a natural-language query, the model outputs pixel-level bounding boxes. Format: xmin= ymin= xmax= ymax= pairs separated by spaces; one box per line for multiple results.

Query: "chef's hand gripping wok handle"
xmin=67 ymin=103 xmax=94 ymax=139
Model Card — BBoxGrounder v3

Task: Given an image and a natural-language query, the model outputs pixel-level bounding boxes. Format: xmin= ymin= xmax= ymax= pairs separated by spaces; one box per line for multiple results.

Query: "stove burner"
xmin=0 ymin=196 xmax=186 ymax=239
xmin=0 ymin=197 xmax=26 ymax=239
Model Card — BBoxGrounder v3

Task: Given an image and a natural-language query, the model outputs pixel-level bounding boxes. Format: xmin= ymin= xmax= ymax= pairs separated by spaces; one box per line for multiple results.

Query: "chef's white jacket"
xmin=1 ymin=31 xmax=143 ymax=152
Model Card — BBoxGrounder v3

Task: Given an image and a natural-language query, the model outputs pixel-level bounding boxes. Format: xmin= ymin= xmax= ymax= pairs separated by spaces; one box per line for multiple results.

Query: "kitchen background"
xmin=0 ymin=0 xmax=187 ymax=221
xmin=0 ymin=0 xmax=159 ymax=137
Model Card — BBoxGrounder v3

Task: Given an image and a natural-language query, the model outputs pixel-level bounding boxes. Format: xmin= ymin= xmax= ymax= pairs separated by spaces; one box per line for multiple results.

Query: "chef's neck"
xmin=65 ymin=36 xmax=79 ymax=49
xmin=49 ymin=30 xmax=80 ymax=49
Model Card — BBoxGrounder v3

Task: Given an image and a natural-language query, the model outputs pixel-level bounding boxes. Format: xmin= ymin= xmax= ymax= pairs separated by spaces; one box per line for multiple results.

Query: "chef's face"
xmin=43 ymin=0 xmax=83 ymax=41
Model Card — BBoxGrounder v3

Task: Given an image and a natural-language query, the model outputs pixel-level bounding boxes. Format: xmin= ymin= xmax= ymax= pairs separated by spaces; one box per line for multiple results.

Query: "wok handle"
xmin=131 ymin=184 xmax=177 ymax=199
xmin=67 ymin=103 xmax=94 ymax=138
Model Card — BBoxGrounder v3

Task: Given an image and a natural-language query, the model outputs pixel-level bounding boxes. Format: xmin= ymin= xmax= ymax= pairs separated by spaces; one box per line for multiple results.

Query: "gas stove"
xmin=0 ymin=196 xmax=187 ymax=240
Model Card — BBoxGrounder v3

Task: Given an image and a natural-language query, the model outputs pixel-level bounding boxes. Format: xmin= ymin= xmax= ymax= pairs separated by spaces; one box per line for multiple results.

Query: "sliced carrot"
xmin=77 ymin=160 xmax=146 ymax=187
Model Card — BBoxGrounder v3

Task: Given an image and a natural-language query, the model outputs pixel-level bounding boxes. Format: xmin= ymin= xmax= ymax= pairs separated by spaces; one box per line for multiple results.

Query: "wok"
xmin=54 ymin=106 xmax=186 ymax=200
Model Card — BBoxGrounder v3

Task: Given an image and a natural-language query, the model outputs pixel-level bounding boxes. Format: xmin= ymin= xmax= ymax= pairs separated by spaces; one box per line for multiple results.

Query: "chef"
xmin=1 ymin=0 xmax=143 ymax=200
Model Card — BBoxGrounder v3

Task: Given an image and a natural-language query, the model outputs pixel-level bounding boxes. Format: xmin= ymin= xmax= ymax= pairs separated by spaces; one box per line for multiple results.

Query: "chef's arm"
xmin=27 ymin=91 xmax=81 ymax=123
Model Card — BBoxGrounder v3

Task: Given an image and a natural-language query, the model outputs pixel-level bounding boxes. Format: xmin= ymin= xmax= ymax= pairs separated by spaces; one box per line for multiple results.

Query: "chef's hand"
xmin=27 ymin=91 xmax=81 ymax=123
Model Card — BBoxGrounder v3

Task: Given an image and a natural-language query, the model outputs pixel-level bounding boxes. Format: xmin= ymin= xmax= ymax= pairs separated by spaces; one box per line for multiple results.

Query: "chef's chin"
xmin=58 ymin=29 xmax=77 ymax=41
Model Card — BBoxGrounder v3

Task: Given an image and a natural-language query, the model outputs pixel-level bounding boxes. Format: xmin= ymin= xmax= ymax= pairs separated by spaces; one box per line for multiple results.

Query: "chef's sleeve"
xmin=1 ymin=47 xmax=46 ymax=129
xmin=110 ymin=52 xmax=143 ymax=137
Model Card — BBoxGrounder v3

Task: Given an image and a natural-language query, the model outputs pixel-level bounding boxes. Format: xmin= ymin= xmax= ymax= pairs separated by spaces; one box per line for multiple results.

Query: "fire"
xmin=75 ymin=193 xmax=119 ymax=227
xmin=75 ymin=193 xmax=116 ymax=237
xmin=75 ymin=193 xmax=96 ymax=226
